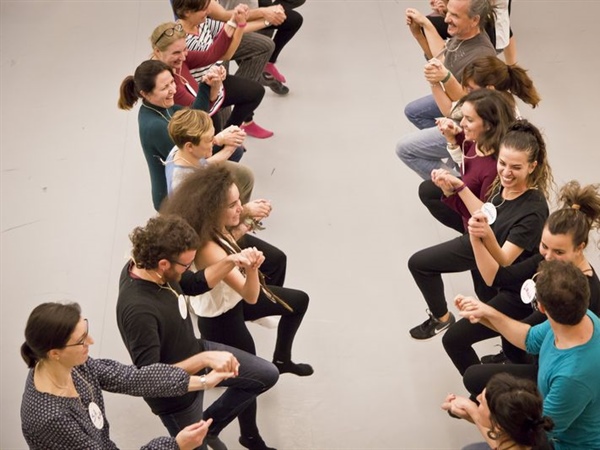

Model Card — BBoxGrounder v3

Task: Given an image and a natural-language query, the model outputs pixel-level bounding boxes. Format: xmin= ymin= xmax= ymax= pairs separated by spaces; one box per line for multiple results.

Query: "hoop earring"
xmin=487 ymin=429 xmax=499 ymax=440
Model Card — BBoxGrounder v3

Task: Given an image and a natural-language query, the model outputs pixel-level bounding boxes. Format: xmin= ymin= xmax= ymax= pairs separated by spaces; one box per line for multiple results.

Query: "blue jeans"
xmin=395 ymin=126 xmax=456 ymax=180
xmin=158 ymin=340 xmax=279 ymax=447
xmin=404 ymin=94 xmax=442 ymax=130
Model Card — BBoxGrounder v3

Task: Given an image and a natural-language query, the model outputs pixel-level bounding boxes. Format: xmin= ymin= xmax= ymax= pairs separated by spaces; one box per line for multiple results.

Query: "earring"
xmin=487 ymin=429 xmax=499 ymax=440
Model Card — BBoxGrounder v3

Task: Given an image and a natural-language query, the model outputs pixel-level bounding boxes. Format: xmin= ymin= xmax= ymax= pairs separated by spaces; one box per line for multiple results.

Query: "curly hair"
xmin=161 ymin=164 xmax=236 ymax=246
xmin=130 ymin=215 xmax=199 ymax=269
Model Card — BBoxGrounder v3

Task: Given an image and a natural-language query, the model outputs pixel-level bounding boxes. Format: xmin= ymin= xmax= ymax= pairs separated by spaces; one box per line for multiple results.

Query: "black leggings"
xmin=198 ymin=286 xmax=309 ymax=437
xmin=442 ymin=290 xmax=535 ymax=375
xmin=218 ymin=75 xmax=265 ymax=128
xmin=258 ymin=1 xmax=303 ymax=63
xmin=418 ymin=179 xmax=465 ymax=234
xmin=408 ymin=234 xmax=498 ymax=318
xmin=463 ymin=362 xmax=538 ymax=400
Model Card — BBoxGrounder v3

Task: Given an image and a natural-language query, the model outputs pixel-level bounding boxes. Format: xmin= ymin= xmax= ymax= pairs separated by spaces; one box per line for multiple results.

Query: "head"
xmin=21 ymin=302 xmax=93 ymax=369
xmin=461 ymin=57 xmax=541 ymax=108
xmin=130 ymin=215 xmax=199 ymax=282
xmin=541 ymin=181 xmax=600 ymax=261
xmin=151 ymin=22 xmax=188 ymax=70
xmin=118 ymin=60 xmax=175 ymax=110
xmin=457 ymin=89 xmax=516 ymax=154
xmin=445 ymin=0 xmax=491 ymax=38
xmin=478 ymin=373 xmax=553 ymax=447
xmin=495 ymin=119 xmax=553 ymax=198
xmin=535 ymin=260 xmax=590 ymax=325
xmin=161 ymin=164 xmax=241 ymax=245
xmin=168 ymin=108 xmax=215 ymax=160
xmin=172 ymin=0 xmax=211 ymax=23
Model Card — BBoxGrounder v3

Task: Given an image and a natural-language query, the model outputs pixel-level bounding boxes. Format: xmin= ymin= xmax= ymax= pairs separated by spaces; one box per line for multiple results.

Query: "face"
xmin=186 ymin=125 xmax=215 ymax=160
xmin=476 ymin=389 xmax=492 ymax=429
xmin=539 ymin=227 xmax=582 ymax=262
xmin=496 ymin=146 xmax=537 ymax=192
xmin=56 ymin=317 xmax=94 ymax=367
xmin=221 ymin=183 xmax=243 ymax=228
xmin=445 ymin=0 xmax=477 ymax=38
xmin=463 ymin=79 xmax=483 ymax=94
xmin=142 ymin=70 xmax=176 ymax=109
xmin=459 ymin=102 xmax=486 ymax=142
xmin=156 ymin=38 xmax=188 ymax=70
xmin=163 ymin=249 xmax=197 ymax=283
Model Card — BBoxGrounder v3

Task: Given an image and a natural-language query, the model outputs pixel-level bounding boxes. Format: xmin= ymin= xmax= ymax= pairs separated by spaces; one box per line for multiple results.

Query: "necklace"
xmin=141 ymin=103 xmax=172 ymax=123
xmin=435 ymin=38 xmax=466 ymax=58
xmin=143 ymin=268 xmax=189 ymax=319
xmin=72 ymin=370 xmax=104 ymax=430
xmin=37 ymin=363 xmax=72 ymax=391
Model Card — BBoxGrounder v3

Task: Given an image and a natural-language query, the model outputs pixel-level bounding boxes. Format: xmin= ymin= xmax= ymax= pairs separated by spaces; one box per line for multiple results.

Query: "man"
xmin=456 ymin=260 xmax=600 ymax=449
xmin=117 ymin=215 xmax=279 ymax=450
xmin=404 ymin=0 xmax=496 ymax=129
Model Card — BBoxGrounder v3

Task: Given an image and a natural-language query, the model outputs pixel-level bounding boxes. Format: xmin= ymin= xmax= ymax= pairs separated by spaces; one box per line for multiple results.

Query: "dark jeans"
xmin=238 ymin=234 xmax=287 ymax=287
xmin=408 ymin=234 xmax=498 ymax=318
xmin=418 ymin=179 xmax=465 ymax=234
xmin=158 ymin=340 xmax=278 ymax=448
xmin=258 ymin=1 xmax=303 ymax=63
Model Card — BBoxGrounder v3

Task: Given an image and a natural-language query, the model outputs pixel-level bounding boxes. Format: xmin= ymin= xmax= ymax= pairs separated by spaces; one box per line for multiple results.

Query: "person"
xmin=118 ymin=60 xmax=251 ymax=211
xmin=396 ymin=56 xmax=540 ymax=181
xmin=20 ymin=302 xmax=228 ymax=450
xmin=404 ymin=0 xmax=496 ymax=130
xmin=161 ymin=164 xmax=312 ymax=449
xmin=116 ymin=215 xmax=279 ymax=450
xmin=442 ymin=373 xmax=554 ymax=450
xmin=445 ymin=181 xmax=600 ymax=391
xmin=408 ymin=120 xmax=552 ymax=340
xmin=419 ymin=89 xmax=516 ymax=233
xmin=456 ymin=260 xmax=600 ymax=449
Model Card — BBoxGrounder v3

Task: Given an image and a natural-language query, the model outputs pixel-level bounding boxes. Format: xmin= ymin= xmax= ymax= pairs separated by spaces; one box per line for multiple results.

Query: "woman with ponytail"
xmin=443 ymin=373 xmax=554 ymax=450
xmin=20 ymin=302 xmax=230 ymax=450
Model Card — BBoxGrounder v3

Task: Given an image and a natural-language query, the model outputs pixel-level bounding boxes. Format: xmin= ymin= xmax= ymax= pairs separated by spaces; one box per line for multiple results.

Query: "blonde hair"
xmin=168 ymin=108 xmax=213 ymax=148
xmin=150 ymin=22 xmax=187 ymax=52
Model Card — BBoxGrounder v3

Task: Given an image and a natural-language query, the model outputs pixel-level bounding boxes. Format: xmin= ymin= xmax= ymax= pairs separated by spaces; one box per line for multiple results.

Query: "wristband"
xmin=454 ymin=183 xmax=467 ymax=194
xmin=226 ymin=20 xmax=237 ymax=28
xmin=441 ymin=71 xmax=452 ymax=83
xmin=238 ymin=22 xmax=247 ymax=28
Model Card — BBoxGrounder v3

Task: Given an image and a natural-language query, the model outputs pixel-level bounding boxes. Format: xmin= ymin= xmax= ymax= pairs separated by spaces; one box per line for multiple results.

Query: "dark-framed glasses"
xmin=170 ymin=259 xmax=194 ymax=270
xmin=154 ymin=23 xmax=184 ymax=46
xmin=65 ymin=319 xmax=89 ymax=347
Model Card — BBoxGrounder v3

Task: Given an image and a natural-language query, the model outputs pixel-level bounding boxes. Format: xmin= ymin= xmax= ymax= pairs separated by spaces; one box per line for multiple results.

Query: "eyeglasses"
xmin=154 ymin=23 xmax=184 ymax=46
xmin=65 ymin=319 xmax=89 ymax=347
xmin=170 ymin=259 xmax=194 ymax=270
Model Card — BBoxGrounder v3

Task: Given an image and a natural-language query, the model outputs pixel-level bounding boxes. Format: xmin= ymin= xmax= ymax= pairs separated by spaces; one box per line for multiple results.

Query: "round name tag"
xmin=88 ymin=401 xmax=104 ymax=429
xmin=178 ymin=294 xmax=188 ymax=320
xmin=520 ymin=279 xmax=537 ymax=305
xmin=481 ymin=202 xmax=497 ymax=225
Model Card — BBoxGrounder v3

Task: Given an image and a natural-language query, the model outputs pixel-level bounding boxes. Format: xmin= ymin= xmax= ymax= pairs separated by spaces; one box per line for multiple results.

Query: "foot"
xmin=206 ymin=435 xmax=228 ymax=450
xmin=480 ymin=350 xmax=509 ymax=364
xmin=273 ymin=360 xmax=314 ymax=376
xmin=409 ymin=310 xmax=455 ymax=340
xmin=239 ymin=435 xmax=276 ymax=450
xmin=264 ymin=62 xmax=286 ymax=83
xmin=260 ymin=72 xmax=289 ymax=95
xmin=241 ymin=121 xmax=274 ymax=139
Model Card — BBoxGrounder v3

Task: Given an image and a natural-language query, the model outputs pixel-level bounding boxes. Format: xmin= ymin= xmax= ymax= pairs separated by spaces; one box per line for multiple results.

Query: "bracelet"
xmin=200 ymin=374 xmax=207 ymax=390
xmin=238 ymin=22 xmax=247 ymax=28
xmin=441 ymin=70 xmax=452 ymax=84
xmin=454 ymin=183 xmax=467 ymax=194
xmin=226 ymin=20 xmax=237 ymax=28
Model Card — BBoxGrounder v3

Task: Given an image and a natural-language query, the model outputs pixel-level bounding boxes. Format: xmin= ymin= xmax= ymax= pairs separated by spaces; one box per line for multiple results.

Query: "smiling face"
xmin=539 ymin=227 xmax=583 ymax=263
xmin=142 ymin=70 xmax=176 ymax=109
xmin=496 ymin=145 xmax=537 ymax=192
xmin=221 ymin=183 xmax=243 ymax=229
xmin=155 ymin=38 xmax=188 ymax=70
xmin=444 ymin=0 xmax=478 ymax=38
xmin=459 ymin=101 xmax=486 ymax=142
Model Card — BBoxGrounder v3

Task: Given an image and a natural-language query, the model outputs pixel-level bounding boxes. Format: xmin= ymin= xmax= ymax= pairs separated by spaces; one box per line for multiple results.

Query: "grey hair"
xmin=467 ymin=0 xmax=495 ymax=31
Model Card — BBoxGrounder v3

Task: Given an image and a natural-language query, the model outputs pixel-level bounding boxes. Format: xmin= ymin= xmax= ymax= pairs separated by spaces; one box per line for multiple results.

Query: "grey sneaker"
xmin=260 ymin=72 xmax=289 ymax=95
xmin=409 ymin=310 xmax=455 ymax=340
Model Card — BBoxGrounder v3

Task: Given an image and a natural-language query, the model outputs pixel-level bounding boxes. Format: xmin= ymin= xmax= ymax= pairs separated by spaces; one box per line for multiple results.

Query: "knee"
xmin=395 ymin=138 xmax=410 ymax=162
xmin=283 ymin=9 xmax=303 ymax=30
xmin=260 ymin=360 xmax=280 ymax=390
xmin=418 ymin=180 xmax=439 ymax=205
xmin=407 ymin=250 xmax=426 ymax=273
xmin=294 ymin=290 xmax=309 ymax=315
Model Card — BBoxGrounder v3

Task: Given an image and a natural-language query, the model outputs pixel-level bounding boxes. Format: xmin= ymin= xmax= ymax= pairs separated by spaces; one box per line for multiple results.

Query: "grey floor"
xmin=2 ymin=1 xmax=599 ymax=449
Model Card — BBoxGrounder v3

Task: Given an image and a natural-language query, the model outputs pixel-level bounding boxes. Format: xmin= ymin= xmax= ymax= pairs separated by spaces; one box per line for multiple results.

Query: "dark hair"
xmin=21 ymin=303 xmax=82 ymax=368
xmin=536 ymin=260 xmax=590 ymax=325
xmin=172 ymin=0 xmax=211 ymax=19
xmin=467 ymin=0 xmax=494 ymax=31
xmin=546 ymin=181 xmax=600 ymax=250
xmin=118 ymin=60 xmax=173 ymax=110
xmin=130 ymin=215 xmax=200 ymax=269
xmin=461 ymin=56 xmax=541 ymax=108
xmin=485 ymin=373 xmax=554 ymax=447
xmin=457 ymin=89 xmax=516 ymax=156
xmin=161 ymin=164 xmax=235 ymax=246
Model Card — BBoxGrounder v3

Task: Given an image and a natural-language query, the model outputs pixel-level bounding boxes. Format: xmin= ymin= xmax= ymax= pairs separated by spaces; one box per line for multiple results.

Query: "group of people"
xmin=398 ymin=0 xmax=600 ymax=449
xmin=21 ymin=1 xmax=312 ymax=450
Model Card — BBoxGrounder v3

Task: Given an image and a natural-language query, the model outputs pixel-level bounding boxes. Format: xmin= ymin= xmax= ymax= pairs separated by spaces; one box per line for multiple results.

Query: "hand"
xmin=430 ymin=0 xmax=448 ymax=15
xmin=201 ymin=351 xmax=240 ymax=375
xmin=436 ymin=117 xmax=461 ymax=142
xmin=441 ymin=394 xmax=476 ymax=421
xmin=215 ymin=125 xmax=246 ymax=147
xmin=203 ymin=369 xmax=235 ymax=388
xmin=405 ymin=8 xmax=428 ymax=27
xmin=430 ymin=169 xmax=455 ymax=196
xmin=424 ymin=58 xmax=449 ymax=84
xmin=237 ymin=247 xmax=265 ymax=271
xmin=233 ymin=3 xmax=249 ymax=25
xmin=175 ymin=418 xmax=213 ymax=450
xmin=244 ymin=199 xmax=272 ymax=220
xmin=455 ymin=295 xmax=492 ymax=323
xmin=263 ymin=5 xmax=286 ymax=25
xmin=467 ymin=210 xmax=492 ymax=239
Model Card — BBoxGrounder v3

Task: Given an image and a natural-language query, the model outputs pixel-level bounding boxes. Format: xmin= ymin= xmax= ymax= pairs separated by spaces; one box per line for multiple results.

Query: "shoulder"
xmin=198 ymin=239 xmax=229 ymax=264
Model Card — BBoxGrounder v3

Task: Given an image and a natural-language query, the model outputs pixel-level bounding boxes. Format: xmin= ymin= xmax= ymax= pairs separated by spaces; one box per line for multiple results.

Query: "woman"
xmin=396 ymin=56 xmax=540 ymax=181
xmin=118 ymin=60 xmax=250 ymax=211
xmin=151 ymin=20 xmax=272 ymax=138
xmin=444 ymin=181 xmax=600 ymax=394
xmin=162 ymin=165 xmax=312 ymax=450
xmin=420 ymin=89 xmax=516 ymax=233
xmin=443 ymin=373 xmax=554 ymax=450
xmin=408 ymin=120 xmax=552 ymax=340
xmin=20 ymin=302 xmax=231 ymax=450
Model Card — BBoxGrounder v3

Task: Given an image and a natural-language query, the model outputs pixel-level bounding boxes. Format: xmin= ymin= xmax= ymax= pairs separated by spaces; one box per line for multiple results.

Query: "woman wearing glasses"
xmin=442 ymin=181 xmax=600 ymax=395
xmin=20 ymin=302 xmax=234 ymax=450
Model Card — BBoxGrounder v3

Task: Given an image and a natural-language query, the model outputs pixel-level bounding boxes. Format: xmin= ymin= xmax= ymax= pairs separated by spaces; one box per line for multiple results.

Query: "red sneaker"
xmin=241 ymin=121 xmax=274 ymax=139
xmin=264 ymin=62 xmax=286 ymax=83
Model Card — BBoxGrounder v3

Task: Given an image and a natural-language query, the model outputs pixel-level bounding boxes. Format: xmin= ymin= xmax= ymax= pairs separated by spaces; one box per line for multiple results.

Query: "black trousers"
xmin=216 ymin=75 xmax=264 ymax=129
xmin=418 ymin=179 xmax=465 ymax=234
xmin=463 ymin=362 xmax=538 ymax=400
xmin=258 ymin=0 xmax=304 ymax=63
xmin=238 ymin=234 xmax=286 ymax=287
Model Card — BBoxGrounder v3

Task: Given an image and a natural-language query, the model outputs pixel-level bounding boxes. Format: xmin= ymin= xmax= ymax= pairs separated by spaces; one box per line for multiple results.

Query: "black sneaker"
xmin=480 ymin=350 xmax=509 ymax=364
xmin=260 ymin=72 xmax=290 ymax=95
xmin=409 ymin=311 xmax=455 ymax=340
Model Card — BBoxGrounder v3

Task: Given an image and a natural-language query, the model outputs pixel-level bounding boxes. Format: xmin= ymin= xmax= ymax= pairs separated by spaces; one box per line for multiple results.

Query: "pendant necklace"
xmin=72 ymin=370 xmax=105 ymax=430
xmin=145 ymin=269 xmax=189 ymax=320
